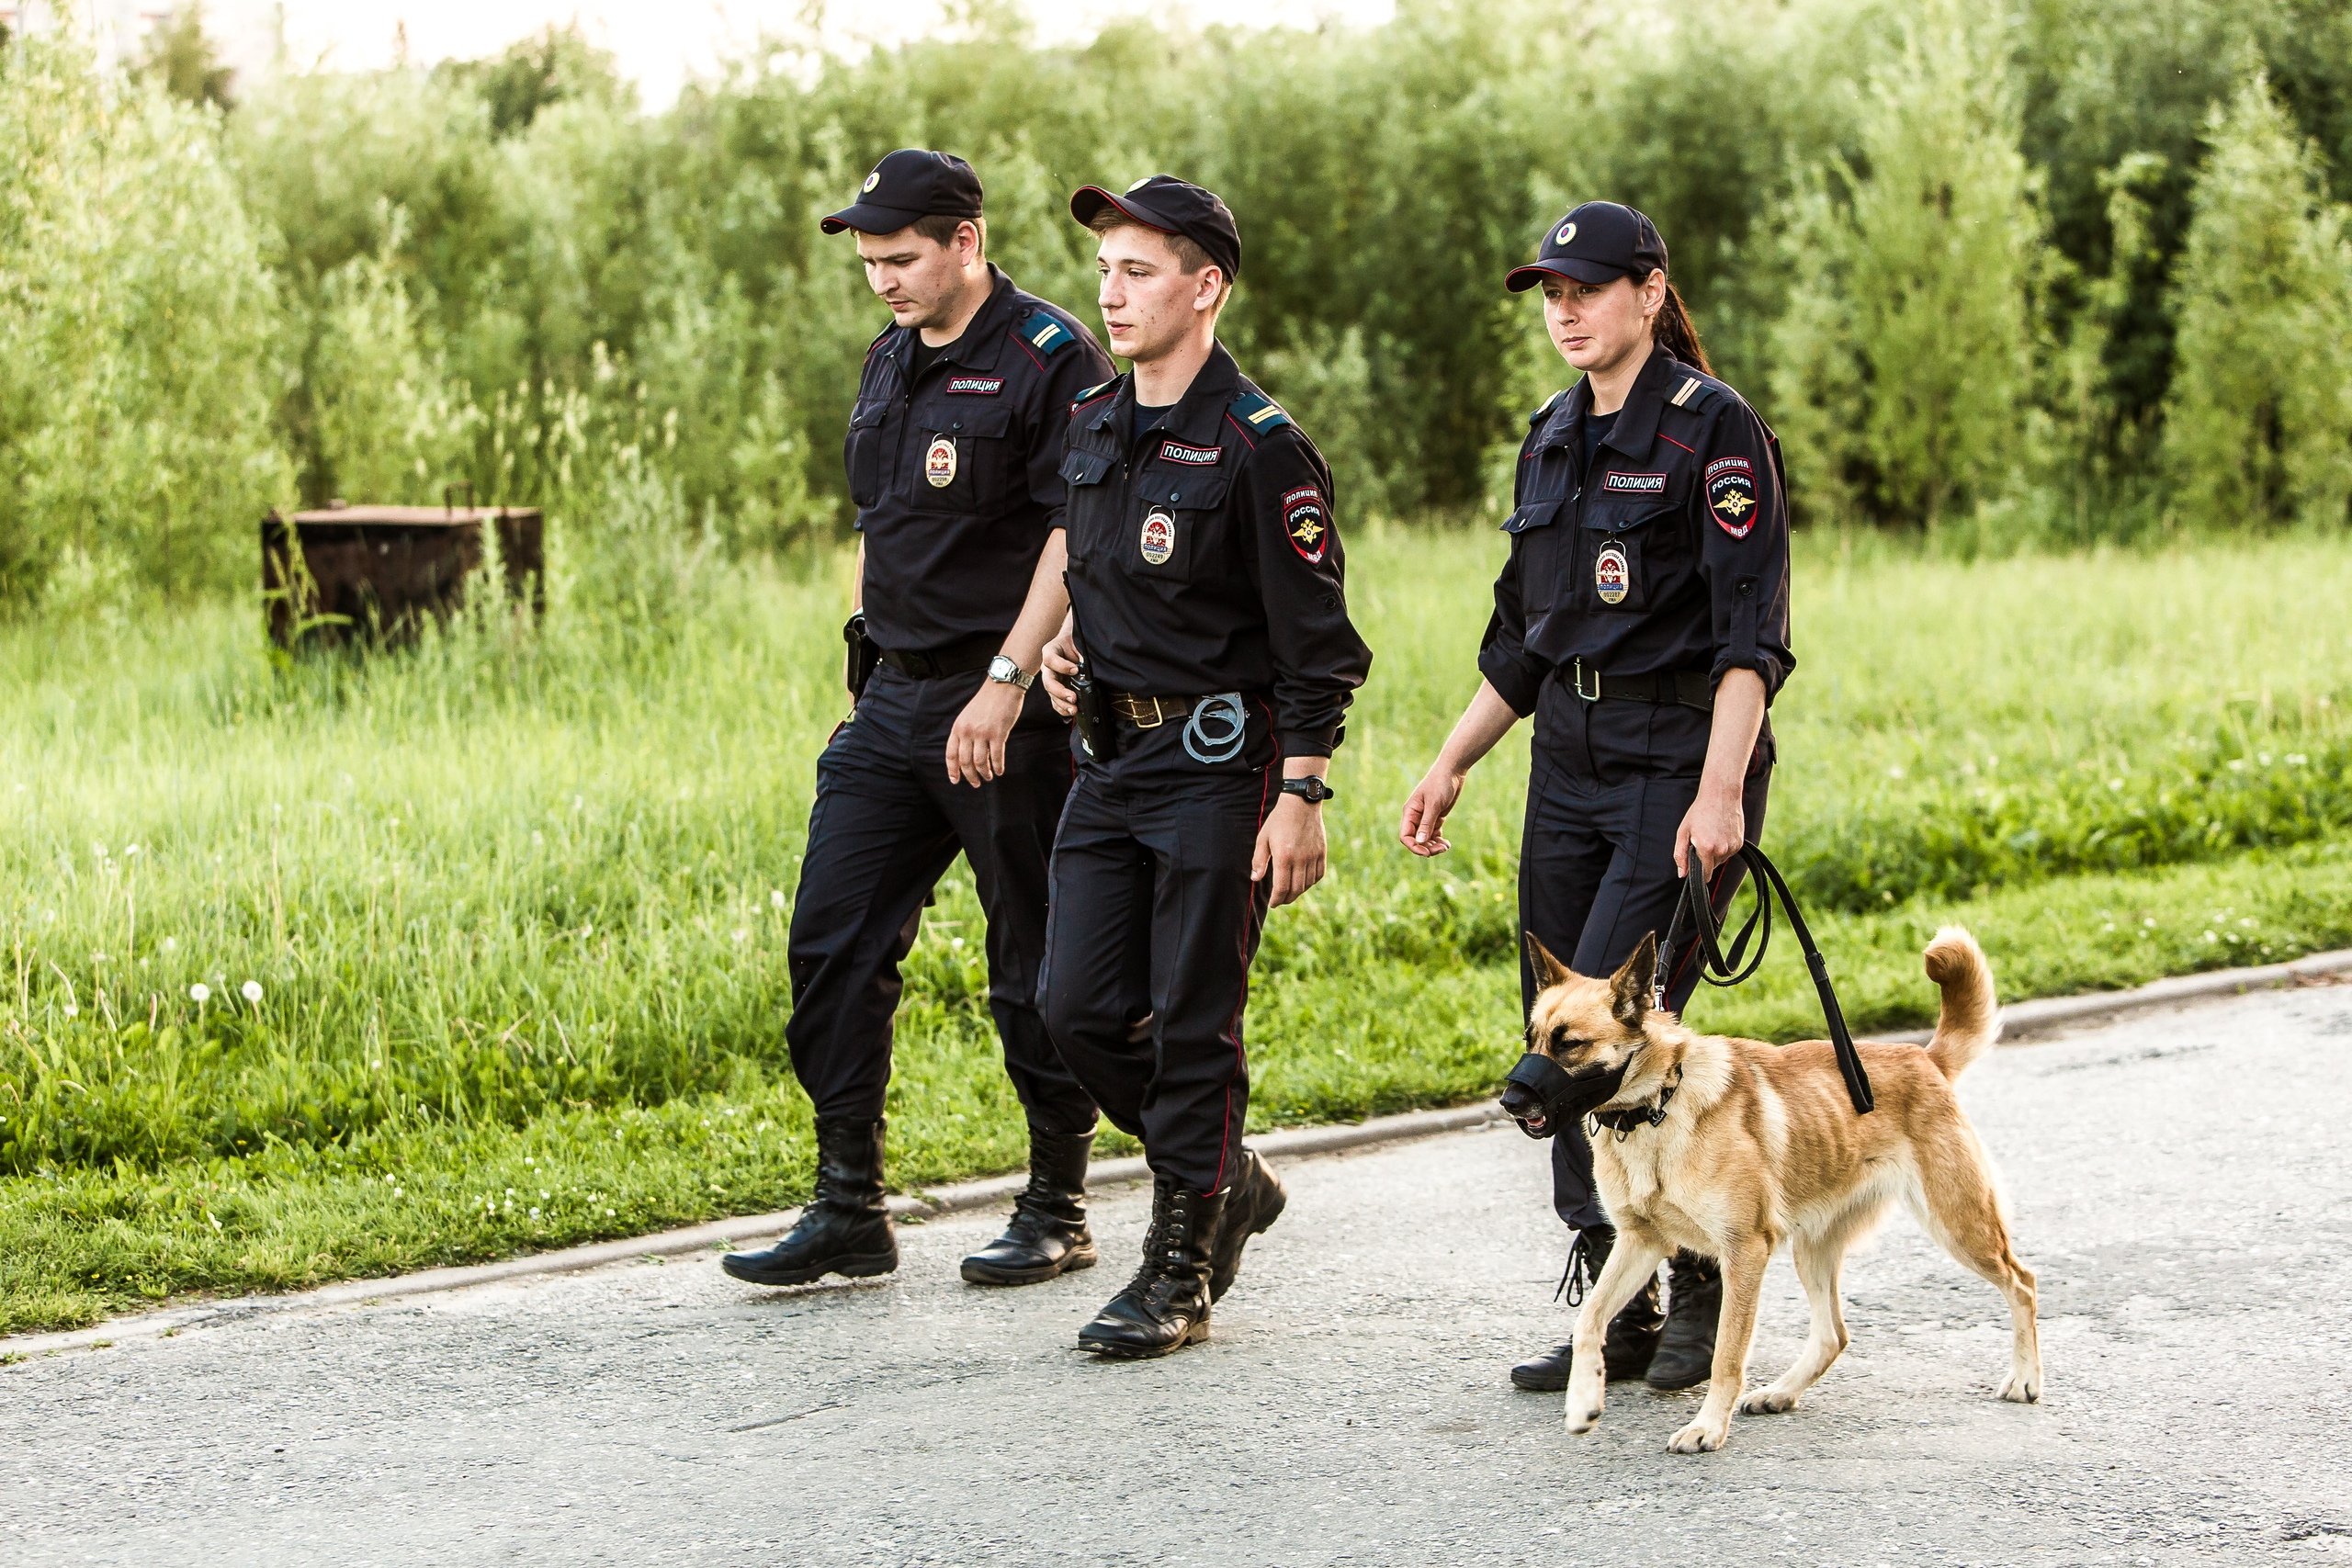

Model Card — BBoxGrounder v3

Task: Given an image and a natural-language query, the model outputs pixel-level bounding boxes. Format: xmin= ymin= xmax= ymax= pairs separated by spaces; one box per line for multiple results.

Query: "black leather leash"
xmin=1657 ymin=845 xmax=1875 ymax=1115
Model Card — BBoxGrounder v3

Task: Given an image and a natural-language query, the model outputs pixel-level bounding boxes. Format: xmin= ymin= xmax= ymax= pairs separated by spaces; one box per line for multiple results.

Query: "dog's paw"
xmin=1565 ymin=1402 xmax=1604 ymax=1436
xmin=1668 ymin=1419 xmax=1728 ymax=1454
xmin=1998 ymin=1368 xmax=2041 ymax=1404
xmin=1737 ymin=1387 xmax=1801 ymax=1416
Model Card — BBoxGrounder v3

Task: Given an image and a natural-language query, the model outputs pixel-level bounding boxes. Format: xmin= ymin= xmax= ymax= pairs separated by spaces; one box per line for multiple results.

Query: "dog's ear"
xmin=1524 ymin=931 xmax=1571 ymax=993
xmin=1610 ymin=932 xmax=1658 ymax=1030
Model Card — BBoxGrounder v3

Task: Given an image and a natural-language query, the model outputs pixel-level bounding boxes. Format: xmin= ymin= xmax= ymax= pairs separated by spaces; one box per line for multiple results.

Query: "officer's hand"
xmin=1253 ymin=795 xmax=1328 ymax=908
xmin=1675 ymin=786 xmax=1746 ymax=877
xmin=1041 ymin=626 xmax=1082 ymax=719
xmin=946 ymin=681 xmax=1024 ymax=787
xmin=1398 ymin=766 xmax=1464 ymax=857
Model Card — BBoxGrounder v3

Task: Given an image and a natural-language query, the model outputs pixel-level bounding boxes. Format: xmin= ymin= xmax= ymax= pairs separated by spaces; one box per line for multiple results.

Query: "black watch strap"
xmin=1281 ymin=776 xmax=1335 ymax=804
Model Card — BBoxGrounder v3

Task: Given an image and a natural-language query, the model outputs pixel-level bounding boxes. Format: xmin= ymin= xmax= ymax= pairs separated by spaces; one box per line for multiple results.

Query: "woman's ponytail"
xmin=1652 ymin=281 xmax=1713 ymax=375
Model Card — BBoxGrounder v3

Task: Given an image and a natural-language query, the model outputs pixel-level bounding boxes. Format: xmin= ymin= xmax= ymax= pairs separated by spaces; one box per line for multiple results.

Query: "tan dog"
xmin=1515 ymin=926 xmax=2040 ymax=1454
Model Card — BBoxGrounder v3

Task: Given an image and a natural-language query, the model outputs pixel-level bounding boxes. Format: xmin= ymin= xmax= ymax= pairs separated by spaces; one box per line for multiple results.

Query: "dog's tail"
xmin=1923 ymin=926 xmax=2000 ymax=1079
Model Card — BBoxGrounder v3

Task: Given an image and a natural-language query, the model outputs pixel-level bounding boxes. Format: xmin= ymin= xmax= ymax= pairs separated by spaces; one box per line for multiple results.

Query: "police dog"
xmin=1502 ymin=926 xmax=2039 ymax=1454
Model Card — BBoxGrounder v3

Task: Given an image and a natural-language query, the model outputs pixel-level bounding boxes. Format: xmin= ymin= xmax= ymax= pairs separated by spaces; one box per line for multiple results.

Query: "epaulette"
xmin=1664 ymin=371 xmax=1725 ymax=412
xmin=1018 ymin=309 xmax=1079 ymax=357
xmin=863 ymin=322 xmax=896 ymax=364
xmin=1071 ymin=378 xmax=1118 ymax=412
xmin=1228 ymin=390 xmax=1293 ymax=437
xmin=1530 ymin=389 xmax=1567 ymax=424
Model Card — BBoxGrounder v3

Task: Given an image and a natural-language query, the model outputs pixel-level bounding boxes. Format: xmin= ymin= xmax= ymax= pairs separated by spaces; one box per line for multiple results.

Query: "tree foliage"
xmin=2163 ymin=75 xmax=2352 ymax=529
xmin=3 ymin=0 xmax=2351 ymax=610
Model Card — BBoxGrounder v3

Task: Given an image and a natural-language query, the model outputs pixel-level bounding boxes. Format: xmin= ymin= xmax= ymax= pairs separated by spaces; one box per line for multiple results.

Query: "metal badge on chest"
xmin=1140 ymin=508 xmax=1176 ymax=565
xmin=925 ymin=434 xmax=957 ymax=489
xmin=1596 ymin=541 xmax=1631 ymax=605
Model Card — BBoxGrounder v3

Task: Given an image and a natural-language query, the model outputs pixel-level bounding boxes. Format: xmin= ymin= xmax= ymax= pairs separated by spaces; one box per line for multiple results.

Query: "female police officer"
xmin=1397 ymin=202 xmax=1792 ymax=1396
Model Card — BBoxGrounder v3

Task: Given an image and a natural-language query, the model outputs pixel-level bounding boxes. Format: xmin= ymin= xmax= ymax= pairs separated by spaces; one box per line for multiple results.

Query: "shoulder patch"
xmin=1019 ymin=310 xmax=1078 ymax=357
xmin=1532 ymin=389 xmax=1567 ymax=423
xmin=1228 ymin=390 xmax=1293 ymax=437
xmin=1071 ymin=378 xmax=1118 ymax=412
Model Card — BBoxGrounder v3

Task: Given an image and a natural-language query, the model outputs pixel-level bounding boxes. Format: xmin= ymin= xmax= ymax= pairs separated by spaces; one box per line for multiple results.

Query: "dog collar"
xmin=1590 ymin=1062 xmax=1685 ymax=1139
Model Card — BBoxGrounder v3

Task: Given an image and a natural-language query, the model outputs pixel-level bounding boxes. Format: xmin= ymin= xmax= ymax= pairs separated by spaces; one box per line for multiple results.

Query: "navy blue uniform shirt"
xmin=1057 ymin=344 xmax=1372 ymax=758
xmin=844 ymin=265 xmax=1114 ymax=653
xmin=1480 ymin=348 xmax=1794 ymax=717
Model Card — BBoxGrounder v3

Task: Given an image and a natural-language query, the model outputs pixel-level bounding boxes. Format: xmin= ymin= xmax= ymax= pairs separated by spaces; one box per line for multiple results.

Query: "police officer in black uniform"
xmin=724 ymin=150 xmax=1116 ymax=1292
xmin=1399 ymin=203 xmax=1792 ymax=1393
xmin=1036 ymin=176 xmax=1372 ymax=1359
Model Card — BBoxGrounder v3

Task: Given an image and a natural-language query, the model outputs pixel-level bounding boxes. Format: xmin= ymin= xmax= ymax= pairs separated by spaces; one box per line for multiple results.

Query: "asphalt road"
xmin=7 ymin=985 xmax=2352 ymax=1567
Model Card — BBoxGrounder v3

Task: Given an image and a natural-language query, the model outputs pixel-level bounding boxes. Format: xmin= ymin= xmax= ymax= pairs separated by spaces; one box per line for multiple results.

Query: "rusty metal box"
xmin=262 ymin=503 xmax=545 ymax=649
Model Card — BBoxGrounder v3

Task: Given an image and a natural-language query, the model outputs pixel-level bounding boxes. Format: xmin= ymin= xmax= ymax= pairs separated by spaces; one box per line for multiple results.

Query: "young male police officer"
xmin=1036 ymin=177 xmax=1372 ymax=1359
xmin=723 ymin=151 xmax=1115 ymax=1292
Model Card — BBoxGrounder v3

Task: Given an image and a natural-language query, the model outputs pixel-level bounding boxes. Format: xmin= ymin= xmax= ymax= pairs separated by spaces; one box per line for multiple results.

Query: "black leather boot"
xmin=1206 ymin=1146 xmax=1286 ymax=1303
xmin=1510 ymin=1226 xmax=1665 ymax=1392
xmin=960 ymin=1127 xmax=1098 ymax=1286
xmin=1076 ymin=1179 xmax=1226 ymax=1359
xmin=720 ymin=1116 xmax=897 ymax=1286
xmin=1645 ymin=1250 xmax=1723 ymax=1390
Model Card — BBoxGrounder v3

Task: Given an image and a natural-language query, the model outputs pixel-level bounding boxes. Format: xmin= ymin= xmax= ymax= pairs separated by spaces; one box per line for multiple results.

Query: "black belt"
xmin=1109 ymin=692 xmax=1202 ymax=728
xmin=878 ymin=637 xmax=998 ymax=681
xmin=1563 ymin=660 xmax=1713 ymax=711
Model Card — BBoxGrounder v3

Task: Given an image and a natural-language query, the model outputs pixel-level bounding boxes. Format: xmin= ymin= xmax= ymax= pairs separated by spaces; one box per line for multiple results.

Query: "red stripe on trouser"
xmin=1209 ymin=704 xmax=1278 ymax=1194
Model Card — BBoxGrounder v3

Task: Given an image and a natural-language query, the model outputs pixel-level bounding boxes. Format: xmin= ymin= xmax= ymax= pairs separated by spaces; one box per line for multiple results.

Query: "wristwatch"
xmin=987 ymin=654 xmax=1036 ymax=692
xmin=1281 ymin=776 xmax=1336 ymax=805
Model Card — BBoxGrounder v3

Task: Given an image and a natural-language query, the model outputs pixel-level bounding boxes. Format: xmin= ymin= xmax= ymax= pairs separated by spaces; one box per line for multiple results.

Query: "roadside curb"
xmin=8 ymin=946 xmax=2346 ymax=1362
xmin=1 ymin=1104 xmax=1503 ymax=1362
xmin=1863 ymin=945 xmax=2352 ymax=1045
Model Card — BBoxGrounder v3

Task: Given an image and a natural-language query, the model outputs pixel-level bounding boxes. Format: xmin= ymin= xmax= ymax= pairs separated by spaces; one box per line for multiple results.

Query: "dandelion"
xmin=2108 ymin=779 xmax=2123 ymax=791
xmin=123 ymin=844 xmax=140 ymax=858
xmin=733 ymin=928 xmax=750 ymax=943
xmin=2287 ymin=753 xmax=2308 ymax=766
xmin=241 ymin=980 xmax=264 ymax=1004
xmin=2203 ymin=930 xmax=2219 ymax=942
xmin=1886 ymin=765 xmax=1905 ymax=780
xmin=770 ymin=889 xmax=786 ymax=911
xmin=2143 ymin=918 xmax=2156 ymax=928
xmin=62 ymin=1002 xmax=79 ymax=1018
xmin=529 ymin=1207 xmax=541 ymax=1219
xmin=950 ymin=936 xmax=966 ymax=949
xmin=539 ymin=1190 xmax=550 ymax=1200
xmin=188 ymin=982 xmax=210 ymax=1003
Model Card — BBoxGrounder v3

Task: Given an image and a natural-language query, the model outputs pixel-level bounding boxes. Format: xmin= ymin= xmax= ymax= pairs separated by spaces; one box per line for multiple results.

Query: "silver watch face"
xmin=989 ymin=656 xmax=1028 ymax=688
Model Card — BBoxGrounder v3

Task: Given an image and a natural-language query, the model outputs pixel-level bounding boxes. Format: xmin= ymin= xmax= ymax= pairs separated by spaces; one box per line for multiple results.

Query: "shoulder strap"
xmin=1228 ymin=389 xmax=1293 ymax=436
xmin=1018 ymin=309 xmax=1079 ymax=357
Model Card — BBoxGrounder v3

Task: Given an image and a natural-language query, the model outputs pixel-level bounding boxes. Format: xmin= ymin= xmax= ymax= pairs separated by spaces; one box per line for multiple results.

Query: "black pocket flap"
xmin=1140 ymin=473 xmax=1231 ymax=510
xmin=1580 ymin=500 xmax=1677 ymax=533
xmin=849 ymin=400 xmax=889 ymax=431
xmin=925 ymin=403 xmax=1014 ymax=441
xmin=1503 ymin=497 xmax=1564 ymax=535
xmin=1057 ymin=448 xmax=1114 ymax=485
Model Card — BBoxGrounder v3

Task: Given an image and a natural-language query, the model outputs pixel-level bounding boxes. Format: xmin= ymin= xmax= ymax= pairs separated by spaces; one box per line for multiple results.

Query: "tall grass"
xmin=7 ymin=527 xmax=2352 ymax=1329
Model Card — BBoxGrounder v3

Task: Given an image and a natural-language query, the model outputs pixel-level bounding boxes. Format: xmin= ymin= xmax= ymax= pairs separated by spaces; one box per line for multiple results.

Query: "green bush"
xmin=2162 ymin=73 xmax=2352 ymax=529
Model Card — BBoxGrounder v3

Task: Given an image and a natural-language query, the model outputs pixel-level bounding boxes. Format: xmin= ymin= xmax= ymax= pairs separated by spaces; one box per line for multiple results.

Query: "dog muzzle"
xmin=1499 ymin=1053 xmax=1630 ymax=1140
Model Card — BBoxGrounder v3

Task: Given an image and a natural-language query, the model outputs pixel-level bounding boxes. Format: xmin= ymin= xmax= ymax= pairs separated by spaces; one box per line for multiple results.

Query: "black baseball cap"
xmin=821 ymin=149 xmax=984 ymax=235
xmin=1069 ymin=175 xmax=1243 ymax=281
xmin=1504 ymin=201 xmax=1669 ymax=292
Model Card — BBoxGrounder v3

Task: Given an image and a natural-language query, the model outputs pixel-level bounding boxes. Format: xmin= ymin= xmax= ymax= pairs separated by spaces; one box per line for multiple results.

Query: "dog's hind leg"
xmin=1910 ymin=1137 xmax=2041 ymax=1404
xmin=1668 ymin=1235 xmax=1771 ymax=1455
xmin=1738 ymin=1229 xmax=1850 ymax=1415
xmin=1563 ymin=1230 xmax=1670 ymax=1438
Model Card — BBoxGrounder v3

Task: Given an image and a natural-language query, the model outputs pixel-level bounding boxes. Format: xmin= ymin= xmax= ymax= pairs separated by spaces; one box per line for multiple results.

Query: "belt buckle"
xmin=1133 ymin=694 xmax=1168 ymax=728
xmin=1571 ymin=659 xmax=1601 ymax=702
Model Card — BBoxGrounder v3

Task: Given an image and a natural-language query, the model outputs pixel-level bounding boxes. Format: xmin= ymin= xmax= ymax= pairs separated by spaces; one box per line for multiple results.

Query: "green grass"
xmin=7 ymin=527 xmax=2352 ymax=1333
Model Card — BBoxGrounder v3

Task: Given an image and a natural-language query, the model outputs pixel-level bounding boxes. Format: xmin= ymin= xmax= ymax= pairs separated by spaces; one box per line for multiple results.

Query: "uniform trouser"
xmin=1520 ymin=685 xmax=1775 ymax=1232
xmin=1037 ymin=705 xmax=1279 ymax=1195
xmin=785 ymin=664 xmax=1097 ymax=1135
